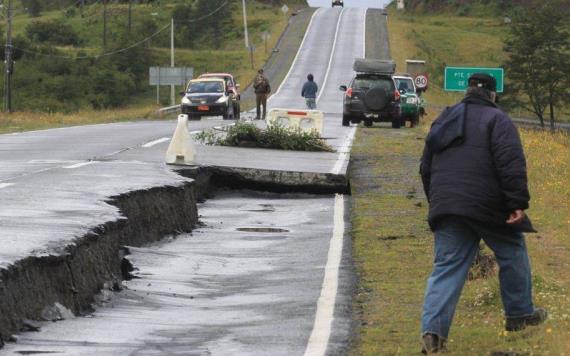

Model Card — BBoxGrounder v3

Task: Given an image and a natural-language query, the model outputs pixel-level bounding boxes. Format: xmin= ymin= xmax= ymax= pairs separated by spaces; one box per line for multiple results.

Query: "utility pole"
xmin=128 ymin=0 xmax=132 ymax=35
xmin=170 ymin=17 xmax=175 ymax=106
xmin=241 ymin=0 xmax=249 ymax=49
xmin=4 ymin=0 xmax=13 ymax=112
xmin=103 ymin=0 xmax=107 ymax=49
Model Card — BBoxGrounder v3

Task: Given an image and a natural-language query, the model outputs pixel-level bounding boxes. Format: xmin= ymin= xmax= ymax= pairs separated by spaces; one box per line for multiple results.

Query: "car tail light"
xmin=346 ymin=88 xmax=353 ymax=98
xmin=394 ymin=90 xmax=400 ymax=101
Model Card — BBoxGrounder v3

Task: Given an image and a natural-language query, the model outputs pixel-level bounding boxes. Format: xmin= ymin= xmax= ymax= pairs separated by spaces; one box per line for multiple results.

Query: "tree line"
xmin=503 ymin=0 xmax=570 ymax=129
xmin=0 ymin=0 xmax=236 ymax=112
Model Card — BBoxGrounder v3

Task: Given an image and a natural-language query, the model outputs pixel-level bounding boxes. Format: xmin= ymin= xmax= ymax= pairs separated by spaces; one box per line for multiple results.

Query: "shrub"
xmin=195 ymin=121 xmax=333 ymax=152
xmin=25 ymin=20 xmax=82 ymax=46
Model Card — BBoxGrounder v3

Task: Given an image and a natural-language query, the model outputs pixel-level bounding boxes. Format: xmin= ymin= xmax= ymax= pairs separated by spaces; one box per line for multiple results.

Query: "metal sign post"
xmin=261 ymin=32 xmax=271 ymax=54
xmin=150 ymin=67 xmax=194 ymax=105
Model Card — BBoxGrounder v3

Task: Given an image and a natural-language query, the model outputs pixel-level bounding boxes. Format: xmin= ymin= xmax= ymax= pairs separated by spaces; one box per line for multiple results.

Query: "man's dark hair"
xmin=258 ymin=69 xmax=264 ymax=74
xmin=468 ymin=73 xmax=497 ymax=92
xmin=307 ymin=73 xmax=314 ymax=81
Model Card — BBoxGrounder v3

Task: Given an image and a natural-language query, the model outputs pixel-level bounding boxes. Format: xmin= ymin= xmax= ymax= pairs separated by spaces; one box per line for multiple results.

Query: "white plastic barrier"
xmin=165 ymin=114 xmax=195 ymax=165
xmin=266 ymin=108 xmax=324 ymax=134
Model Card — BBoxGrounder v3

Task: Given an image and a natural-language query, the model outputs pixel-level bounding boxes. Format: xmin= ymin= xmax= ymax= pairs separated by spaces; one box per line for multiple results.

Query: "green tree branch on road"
xmin=503 ymin=0 xmax=570 ymax=130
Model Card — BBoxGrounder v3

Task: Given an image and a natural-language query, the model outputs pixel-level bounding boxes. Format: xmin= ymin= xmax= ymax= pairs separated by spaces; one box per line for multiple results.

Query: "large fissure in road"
xmin=0 ymin=167 xmax=349 ymax=343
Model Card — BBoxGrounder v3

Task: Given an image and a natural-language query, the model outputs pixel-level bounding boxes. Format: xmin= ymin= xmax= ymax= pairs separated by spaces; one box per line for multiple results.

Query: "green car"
xmin=393 ymin=75 xmax=424 ymax=127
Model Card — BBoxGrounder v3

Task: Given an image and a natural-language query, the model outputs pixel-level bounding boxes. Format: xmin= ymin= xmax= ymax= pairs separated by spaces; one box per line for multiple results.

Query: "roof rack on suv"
xmin=353 ymin=58 xmax=396 ymax=74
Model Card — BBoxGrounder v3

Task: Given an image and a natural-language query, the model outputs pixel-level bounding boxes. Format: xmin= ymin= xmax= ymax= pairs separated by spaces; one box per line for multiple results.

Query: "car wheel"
xmin=364 ymin=119 xmax=373 ymax=127
xmin=391 ymin=118 xmax=402 ymax=129
xmin=342 ymin=113 xmax=351 ymax=126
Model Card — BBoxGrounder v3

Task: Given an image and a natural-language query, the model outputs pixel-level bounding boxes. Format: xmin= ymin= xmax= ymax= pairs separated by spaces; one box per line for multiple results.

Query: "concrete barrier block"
xmin=165 ymin=114 xmax=195 ymax=165
xmin=266 ymin=108 xmax=324 ymax=134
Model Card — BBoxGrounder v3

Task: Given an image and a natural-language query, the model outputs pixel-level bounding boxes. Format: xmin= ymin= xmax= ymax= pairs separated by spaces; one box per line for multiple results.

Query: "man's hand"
xmin=507 ymin=209 xmax=525 ymax=224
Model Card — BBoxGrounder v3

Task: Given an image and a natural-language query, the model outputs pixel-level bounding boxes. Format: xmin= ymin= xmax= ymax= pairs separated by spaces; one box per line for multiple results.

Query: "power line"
xmin=10 ymin=0 xmax=230 ymax=60
xmin=13 ymin=22 xmax=171 ymax=59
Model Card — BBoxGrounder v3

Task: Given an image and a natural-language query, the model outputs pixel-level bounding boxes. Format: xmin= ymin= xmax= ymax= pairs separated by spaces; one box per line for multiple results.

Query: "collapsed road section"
xmin=0 ymin=163 xmax=349 ymax=341
xmin=2 ymin=189 xmax=354 ymax=355
xmin=0 ymin=6 xmax=369 ymax=352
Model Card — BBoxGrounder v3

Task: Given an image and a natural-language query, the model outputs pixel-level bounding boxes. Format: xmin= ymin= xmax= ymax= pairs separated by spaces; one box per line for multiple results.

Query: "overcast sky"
xmin=306 ymin=0 xmax=392 ymax=8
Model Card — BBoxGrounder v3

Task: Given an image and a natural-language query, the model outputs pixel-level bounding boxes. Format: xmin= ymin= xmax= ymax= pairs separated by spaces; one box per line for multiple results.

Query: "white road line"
xmin=142 ymin=137 xmax=170 ymax=148
xmin=0 ymin=183 xmax=15 ymax=189
xmin=331 ymin=126 xmax=357 ymax=175
xmin=304 ymin=194 xmax=345 ymax=356
xmin=316 ymin=8 xmax=345 ymax=103
xmin=268 ymin=8 xmax=322 ymax=102
xmin=63 ymin=162 xmax=95 ymax=169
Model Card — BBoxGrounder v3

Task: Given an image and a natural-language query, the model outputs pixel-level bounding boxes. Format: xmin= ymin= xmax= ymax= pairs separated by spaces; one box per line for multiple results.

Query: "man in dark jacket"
xmin=419 ymin=73 xmax=546 ymax=353
xmin=301 ymin=73 xmax=318 ymax=109
xmin=253 ymin=69 xmax=271 ymax=120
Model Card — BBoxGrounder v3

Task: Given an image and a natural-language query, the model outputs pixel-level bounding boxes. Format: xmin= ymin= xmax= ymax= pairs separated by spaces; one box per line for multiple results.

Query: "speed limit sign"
xmin=414 ymin=74 xmax=429 ymax=90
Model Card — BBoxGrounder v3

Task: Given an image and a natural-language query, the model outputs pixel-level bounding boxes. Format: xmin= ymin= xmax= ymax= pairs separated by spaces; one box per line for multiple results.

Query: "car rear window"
xmin=394 ymin=78 xmax=414 ymax=92
xmin=352 ymin=77 xmax=394 ymax=91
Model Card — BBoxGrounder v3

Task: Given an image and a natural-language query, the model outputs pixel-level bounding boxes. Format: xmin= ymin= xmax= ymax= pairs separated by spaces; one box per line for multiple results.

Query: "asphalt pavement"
xmin=1 ymin=6 xmax=370 ymax=356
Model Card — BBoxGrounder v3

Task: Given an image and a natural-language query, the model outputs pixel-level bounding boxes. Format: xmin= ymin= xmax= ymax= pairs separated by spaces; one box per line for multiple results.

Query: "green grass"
xmin=351 ymin=8 xmax=570 ymax=354
xmin=349 ymin=114 xmax=570 ymax=355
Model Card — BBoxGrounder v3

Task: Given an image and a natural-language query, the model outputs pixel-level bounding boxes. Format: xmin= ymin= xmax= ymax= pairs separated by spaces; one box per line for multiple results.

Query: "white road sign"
xmin=415 ymin=74 xmax=428 ymax=89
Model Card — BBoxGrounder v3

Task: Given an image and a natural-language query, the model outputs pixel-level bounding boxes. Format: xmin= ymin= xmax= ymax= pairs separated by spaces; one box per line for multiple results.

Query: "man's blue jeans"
xmin=421 ymin=217 xmax=534 ymax=339
xmin=305 ymin=98 xmax=317 ymax=109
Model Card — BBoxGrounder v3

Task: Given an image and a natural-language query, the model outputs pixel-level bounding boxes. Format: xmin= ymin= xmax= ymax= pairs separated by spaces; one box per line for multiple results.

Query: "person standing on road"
xmin=419 ymin=73 xmax=546 ymax=354
xmin=301 ymin=73 xmax=318 ymax=109
xmin=253 ymin=69 xmax=271 ymax=120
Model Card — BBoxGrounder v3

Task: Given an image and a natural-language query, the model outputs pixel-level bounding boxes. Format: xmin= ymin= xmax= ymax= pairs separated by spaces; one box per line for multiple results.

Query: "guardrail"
xmin=427 ymin=104 xmax=569 ymax=132
xmin=157 ymin=104 xmax=180 ymax=117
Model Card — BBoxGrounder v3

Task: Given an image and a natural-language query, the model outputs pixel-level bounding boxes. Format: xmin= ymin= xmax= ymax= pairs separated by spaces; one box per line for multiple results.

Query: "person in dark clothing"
xmin=253 ymin=69 xmax=271 ymax=120
xmin=419 ymin=73 xmax=546 ymax=354
xmin=301 ymin=73 xmax=318 ymax=109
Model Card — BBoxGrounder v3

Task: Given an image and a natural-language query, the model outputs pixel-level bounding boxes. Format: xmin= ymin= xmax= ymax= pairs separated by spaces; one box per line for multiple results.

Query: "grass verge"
xmin=350 ymin=9 xmax=570 ymax=355
xmin=0 ymin=104 xmax=161 ymax=134
xmin=349 ymin=115 xmax=570 ymax=355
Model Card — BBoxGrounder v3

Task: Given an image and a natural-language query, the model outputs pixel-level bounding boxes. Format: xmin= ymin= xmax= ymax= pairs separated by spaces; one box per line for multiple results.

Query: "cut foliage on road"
xmin=195 ymin=121 xmax=333 ymax=152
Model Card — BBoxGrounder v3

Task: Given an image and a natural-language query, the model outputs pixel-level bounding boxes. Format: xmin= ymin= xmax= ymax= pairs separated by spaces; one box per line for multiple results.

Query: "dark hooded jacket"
xmin=420 ymin=90 xmax=535 ymax=232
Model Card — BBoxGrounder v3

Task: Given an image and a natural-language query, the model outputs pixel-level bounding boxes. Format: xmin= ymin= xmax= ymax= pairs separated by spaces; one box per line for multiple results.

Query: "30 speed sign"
xmin=414 ymin=74 xmax=429 ymax=89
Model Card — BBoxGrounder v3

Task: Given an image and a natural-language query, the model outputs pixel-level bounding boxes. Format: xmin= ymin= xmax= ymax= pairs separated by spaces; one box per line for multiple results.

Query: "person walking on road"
xmin=253 ymin=69 xmax=271 ymax=120
xmin=301 ymin=73 xmax=318 ymax=109
xmin=419 ymin=73 xmax=546 ymax=354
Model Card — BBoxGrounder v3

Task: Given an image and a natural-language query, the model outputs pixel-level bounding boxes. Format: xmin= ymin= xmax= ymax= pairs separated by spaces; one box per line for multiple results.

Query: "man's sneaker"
xmin=421 ymin=333 xmax=447 ymax=354
xmin=506 ymin=308 xmax=548 ymax=331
